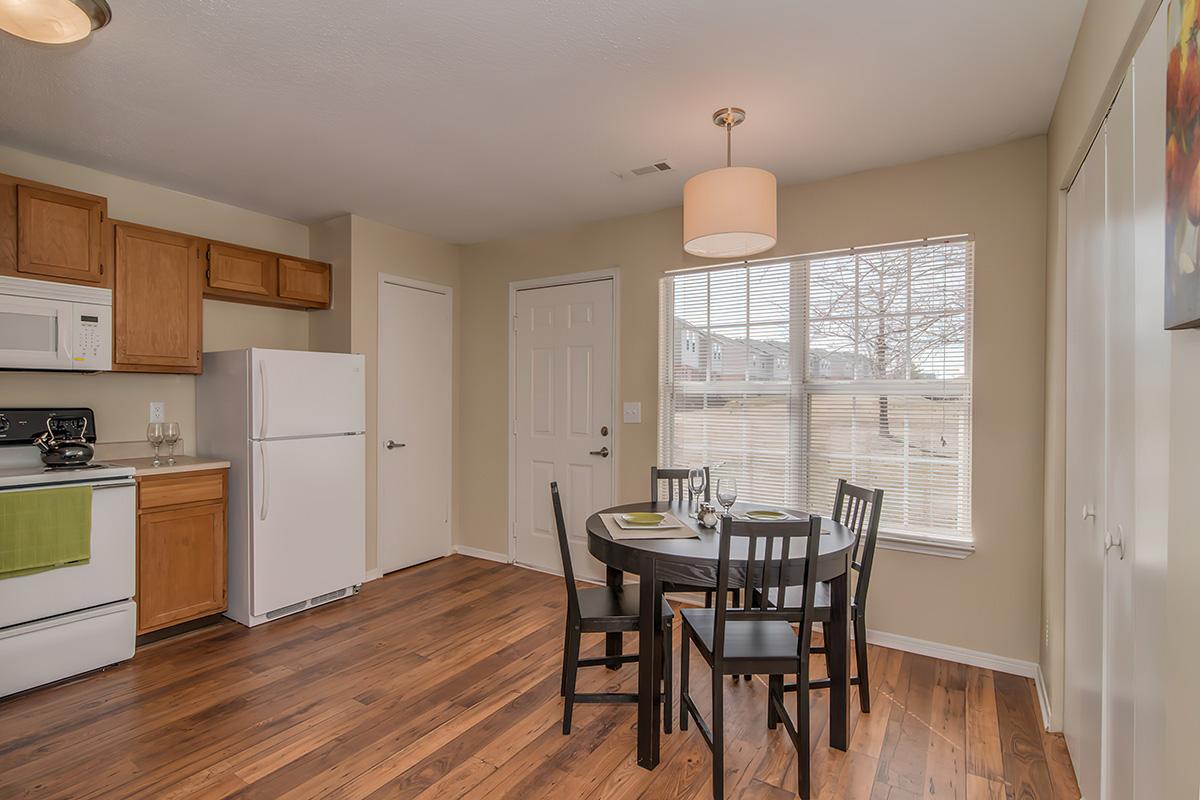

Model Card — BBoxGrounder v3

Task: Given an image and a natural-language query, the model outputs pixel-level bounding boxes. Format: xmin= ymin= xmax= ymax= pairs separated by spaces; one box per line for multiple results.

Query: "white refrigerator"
xmin=197 ymin=348 xmax=366 ymax=627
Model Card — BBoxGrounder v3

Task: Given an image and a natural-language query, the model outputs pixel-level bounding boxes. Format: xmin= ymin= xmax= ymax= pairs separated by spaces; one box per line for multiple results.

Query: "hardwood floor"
xmin=0 ymin=556 xmax=1080 ymax=799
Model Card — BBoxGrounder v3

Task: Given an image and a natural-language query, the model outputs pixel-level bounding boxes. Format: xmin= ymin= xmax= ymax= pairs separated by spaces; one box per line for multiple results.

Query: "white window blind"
xmin=658 ymin=237 xmax=974 ymax=545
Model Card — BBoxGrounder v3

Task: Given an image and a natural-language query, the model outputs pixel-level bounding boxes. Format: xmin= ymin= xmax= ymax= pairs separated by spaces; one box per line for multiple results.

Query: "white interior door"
xmin=1064 ymin=117 xmax=1106 ymax=800
xmin=377 ymin=278 xmax=453 ymax=573
xmin=251 ymin=434 xmax=365 ymax=616
xmin=513 ymin=278 xmax=614 ymax=581
xmin=1101 ymin=72 xmax=1136 ymax=800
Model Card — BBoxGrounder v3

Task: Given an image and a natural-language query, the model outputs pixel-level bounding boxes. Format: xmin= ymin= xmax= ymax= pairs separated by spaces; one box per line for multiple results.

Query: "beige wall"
xmin=348 ymin=215 xmax=462 ymax=575
xmin=460 ymin=137 xmax=1048 ymax=663
xmin=0 ymin=145 xmax=312 ymax=454
xmin=1041 ymin=0 xmax=1161 ymax=733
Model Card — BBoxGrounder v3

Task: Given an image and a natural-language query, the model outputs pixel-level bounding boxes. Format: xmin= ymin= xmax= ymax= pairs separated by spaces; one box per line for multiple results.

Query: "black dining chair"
xmin=551 ymin=481 xmax=674 ymax=735
xmin=768 ymin=479 xmax=883 ymax=713
xmin=679 ymin=513 xmax=827 ymax=799
xmin=650 ymin=466 xmax=740 ymax=610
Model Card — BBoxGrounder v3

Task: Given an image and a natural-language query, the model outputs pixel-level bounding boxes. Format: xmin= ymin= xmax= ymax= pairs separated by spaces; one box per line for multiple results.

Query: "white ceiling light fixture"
xmin=0 ymin=0 xmax=111 ymax=44
xmin=683 ymin=107 xmax=778 ymax=258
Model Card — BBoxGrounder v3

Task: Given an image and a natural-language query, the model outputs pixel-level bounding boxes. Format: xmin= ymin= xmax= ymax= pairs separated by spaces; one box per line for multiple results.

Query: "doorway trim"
xmin=507 ymin=267 xmax=622 ymax=566
xmin=376 ymin=272 xmax=455 ymax=577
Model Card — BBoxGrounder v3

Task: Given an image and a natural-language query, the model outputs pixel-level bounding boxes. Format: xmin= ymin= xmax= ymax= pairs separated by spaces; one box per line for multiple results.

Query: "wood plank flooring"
xmin=0 ymin=556 xmax=1080 ymax=799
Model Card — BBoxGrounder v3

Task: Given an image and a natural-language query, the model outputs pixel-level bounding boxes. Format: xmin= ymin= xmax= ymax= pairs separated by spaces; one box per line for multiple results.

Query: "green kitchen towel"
xmin=0 ymin=486 xmax=92 ymax=579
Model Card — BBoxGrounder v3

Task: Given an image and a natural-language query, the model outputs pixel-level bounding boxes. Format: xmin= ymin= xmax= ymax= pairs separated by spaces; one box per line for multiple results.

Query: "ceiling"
xmin=0 ymin=1 xmax=1086 ymax=244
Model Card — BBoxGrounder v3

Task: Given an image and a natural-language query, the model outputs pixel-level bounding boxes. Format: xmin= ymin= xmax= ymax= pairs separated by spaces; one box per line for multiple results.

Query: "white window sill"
xmin=876 ymin=530 xmax=975 ymax=559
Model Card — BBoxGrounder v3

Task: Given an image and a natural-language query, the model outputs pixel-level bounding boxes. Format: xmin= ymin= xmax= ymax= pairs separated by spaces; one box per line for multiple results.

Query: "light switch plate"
xmin=149 ymin=402 xmax=165 ymax=423
xmin=623 ymin=401 xmax=642 ymax=424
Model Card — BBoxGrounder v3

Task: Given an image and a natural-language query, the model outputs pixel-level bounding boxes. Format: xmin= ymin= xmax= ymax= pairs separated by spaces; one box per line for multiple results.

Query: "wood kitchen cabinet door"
xmin=206 ymin=243 xmax=275 ymax=299
xmin=137 ymin=501 xmax=227 ymax=633
xmin=278 ymin=257 xmax=331 ymax=307
xmin=114 ymin=223 xmax=202 ymax=373
xmin=17 ymin=184 xmax=106 ymax=285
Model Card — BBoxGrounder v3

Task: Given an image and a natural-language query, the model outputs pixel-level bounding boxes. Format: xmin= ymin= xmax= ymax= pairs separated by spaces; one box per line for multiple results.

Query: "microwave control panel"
xmin=71 ymin=302 xmax=112 ymax=371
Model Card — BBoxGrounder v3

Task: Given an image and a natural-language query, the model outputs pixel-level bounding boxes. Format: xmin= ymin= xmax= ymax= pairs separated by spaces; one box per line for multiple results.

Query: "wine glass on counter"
xmin=146 ymin=423 xmax=165 ymax=467
xmin=163 ymin=422 xmax=180 ymax=466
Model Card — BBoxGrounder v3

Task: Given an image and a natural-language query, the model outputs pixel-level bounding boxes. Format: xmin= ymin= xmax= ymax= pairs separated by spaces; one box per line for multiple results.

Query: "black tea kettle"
xmin=33 ymin=416 xmax=95 ymax=468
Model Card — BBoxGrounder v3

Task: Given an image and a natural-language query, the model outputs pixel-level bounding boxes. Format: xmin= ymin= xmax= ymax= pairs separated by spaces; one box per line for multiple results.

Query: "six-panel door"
xmin=114 ymin=223 xmax=202 ymax=372
xmin=513 ymin=279 xmax=614 ymax=581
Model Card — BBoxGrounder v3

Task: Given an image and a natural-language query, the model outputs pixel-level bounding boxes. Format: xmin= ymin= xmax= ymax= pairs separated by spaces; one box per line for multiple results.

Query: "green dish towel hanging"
xmin=0 ymin=486 xmax=92 ymax=579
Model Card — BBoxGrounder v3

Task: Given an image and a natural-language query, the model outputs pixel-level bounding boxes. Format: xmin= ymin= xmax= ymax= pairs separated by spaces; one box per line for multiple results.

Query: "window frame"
xmin=658 ymin=235 xmax=975 ymax=559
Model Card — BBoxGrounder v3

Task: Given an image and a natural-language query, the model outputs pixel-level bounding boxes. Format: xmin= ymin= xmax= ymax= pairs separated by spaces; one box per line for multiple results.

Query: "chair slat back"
xmin=832 ymin=479 xmax=884 ymax=610
xmin=650 ymin=466 xmax=710 ymax=504
xmin=549 ymin=482 xmax=580 ymax=618
xmin=711 ymin=514 xmax=825 ymax=663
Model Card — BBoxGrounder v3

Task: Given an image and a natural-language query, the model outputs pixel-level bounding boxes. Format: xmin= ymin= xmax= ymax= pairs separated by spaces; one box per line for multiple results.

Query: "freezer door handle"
xmin=259 ymin=359 xmax=269 ymax=439
xmin=259 ymin=441 xmax=270 ymax=522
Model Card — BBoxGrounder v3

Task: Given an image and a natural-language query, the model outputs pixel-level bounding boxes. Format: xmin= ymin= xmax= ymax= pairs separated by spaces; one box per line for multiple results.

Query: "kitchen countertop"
xmin=108 ymin=456 xmax=231 ymax=477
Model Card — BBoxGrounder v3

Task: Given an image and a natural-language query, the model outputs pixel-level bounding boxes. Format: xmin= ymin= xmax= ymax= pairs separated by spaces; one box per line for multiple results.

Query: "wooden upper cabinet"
xmin=206 ymin=243 xmax=276 ymax=299
xmin=113 ymin=223 xmax=202 ymax=373
xmin=15 ymin=183 xmax=107 ymax=285
xmin=278 ymin=257 xmax=331 ymax=308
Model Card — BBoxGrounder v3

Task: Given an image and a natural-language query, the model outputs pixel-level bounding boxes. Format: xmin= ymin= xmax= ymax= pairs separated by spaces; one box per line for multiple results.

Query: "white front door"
xmin=377 ymin=278 xmax=453 ymax=573
xmin=513 ymin=278 xmax=615 ymax=581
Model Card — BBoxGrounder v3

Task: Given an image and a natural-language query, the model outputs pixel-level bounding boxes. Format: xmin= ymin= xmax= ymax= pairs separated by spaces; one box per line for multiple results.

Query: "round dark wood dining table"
xmin=586 ymin=498 xmax=857 ymax=770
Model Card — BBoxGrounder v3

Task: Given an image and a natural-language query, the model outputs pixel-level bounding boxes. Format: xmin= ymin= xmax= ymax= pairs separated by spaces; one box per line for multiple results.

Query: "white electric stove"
xmin=0 ymin=408 xmax=137 ymax=699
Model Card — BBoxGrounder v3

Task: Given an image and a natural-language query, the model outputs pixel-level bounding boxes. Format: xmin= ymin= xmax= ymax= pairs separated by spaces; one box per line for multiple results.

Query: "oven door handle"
xmin=92 ymin=480 xmax=136 ymax=490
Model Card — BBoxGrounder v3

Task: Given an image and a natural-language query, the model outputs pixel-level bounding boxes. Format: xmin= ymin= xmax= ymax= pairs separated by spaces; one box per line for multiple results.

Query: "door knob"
xmin=1104 ymin=525 xmax=1126 ymax=560
xmin=385 ymin=440 xmax=406 ymax=450
xmin=589 ymin=446 xmax=610 ymax=458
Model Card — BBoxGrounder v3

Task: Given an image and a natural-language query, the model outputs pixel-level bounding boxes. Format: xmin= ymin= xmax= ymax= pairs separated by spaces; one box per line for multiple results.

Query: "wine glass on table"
xmin=687 ymin=467 xmax=707 ymax=516
xmin=163 ymin=422 xmax=180 ymax=466
xmin=715 ymin=477 xmax=738 ymax=518
xmin=147 ymin=423 xmax=165 ymax=467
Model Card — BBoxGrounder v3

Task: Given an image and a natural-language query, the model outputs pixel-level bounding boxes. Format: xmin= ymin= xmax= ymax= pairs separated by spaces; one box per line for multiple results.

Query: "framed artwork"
xmin=1168 ymin=0 xmax=1200 ymax=328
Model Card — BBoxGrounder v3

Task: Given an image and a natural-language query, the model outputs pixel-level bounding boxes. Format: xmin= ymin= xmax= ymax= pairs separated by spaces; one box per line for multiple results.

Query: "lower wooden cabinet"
xmin=135 ymin=469 xmax=228 ymax=635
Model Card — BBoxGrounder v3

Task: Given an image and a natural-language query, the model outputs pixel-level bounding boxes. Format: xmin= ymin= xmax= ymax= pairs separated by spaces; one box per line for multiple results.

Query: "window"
xmin=658 ymin=236 xmax=974 ymax=553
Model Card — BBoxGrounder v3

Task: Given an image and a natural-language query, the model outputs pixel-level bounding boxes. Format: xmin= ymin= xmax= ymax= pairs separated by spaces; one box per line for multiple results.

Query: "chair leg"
xmin=797 ymin=626 xmax=812 ymax=799
xmin=562 ymin=624 xmax=581 ymax=735
xmin=704 ymin=591 xmax=713 ymax=608
xmin=712 ymin=668 xmax=725 ymax=799
xmin=680 ymin=627 xmax=690 ymax=731
xmin=767 ymin=674 xmax=782 ymax=729
xmin=854 ymin=610 xmax=870 ymax=713
xmin=560 ymin=617 xmax=570 ymax=697
xmin=663 ymin=618 xmax=674 ymax=734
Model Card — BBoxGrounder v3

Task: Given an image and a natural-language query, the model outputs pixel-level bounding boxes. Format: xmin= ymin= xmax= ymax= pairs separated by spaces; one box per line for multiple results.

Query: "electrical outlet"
xmin=149 ymin=402 xmax=165 ymax=423
xmin=623 ymin=402 xmax=642 ymax=424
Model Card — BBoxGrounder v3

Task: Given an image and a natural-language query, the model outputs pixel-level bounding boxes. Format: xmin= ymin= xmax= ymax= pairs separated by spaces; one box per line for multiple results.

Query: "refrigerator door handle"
xmin=259 ymin=440 xmax=270 ymax=522
xmin=259 ymin=359 xmax=269 ymax=439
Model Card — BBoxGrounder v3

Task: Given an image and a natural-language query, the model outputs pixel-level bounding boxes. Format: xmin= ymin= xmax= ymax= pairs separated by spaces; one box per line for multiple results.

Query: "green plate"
xmin=622 ymin=512 xmax=665 ymax=526
xmin=745 ymin=510 xmax=787 ymax=520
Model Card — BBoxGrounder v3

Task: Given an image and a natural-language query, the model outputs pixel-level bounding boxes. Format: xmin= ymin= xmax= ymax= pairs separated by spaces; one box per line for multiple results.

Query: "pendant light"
xmin=683 ymin=107 xmax=777 ymax=258
xmin=0 ymin=0 xmax=111 ymax=44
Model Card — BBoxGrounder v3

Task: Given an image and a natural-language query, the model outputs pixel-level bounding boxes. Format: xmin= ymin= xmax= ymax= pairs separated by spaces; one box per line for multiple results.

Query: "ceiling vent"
xmin=614 ymin=162 xmax=672 ymax=179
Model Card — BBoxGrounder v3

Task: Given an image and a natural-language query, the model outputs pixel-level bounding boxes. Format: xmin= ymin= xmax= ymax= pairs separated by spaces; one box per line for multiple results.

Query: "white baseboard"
xmin=864 ymin=629 xmax=1038 ymax=680
xmin=452 ymin=544 xmax=511 ymax=564
xmin=363 ymin=568 xmax=383 ymax=583
xmin=1035 ymin=663 xmax=1057 ymax=732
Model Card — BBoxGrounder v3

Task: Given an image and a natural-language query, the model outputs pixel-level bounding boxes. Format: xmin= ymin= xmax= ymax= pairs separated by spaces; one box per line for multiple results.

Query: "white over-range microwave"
xmin=0 ymin=276 xmax=111 ymax=371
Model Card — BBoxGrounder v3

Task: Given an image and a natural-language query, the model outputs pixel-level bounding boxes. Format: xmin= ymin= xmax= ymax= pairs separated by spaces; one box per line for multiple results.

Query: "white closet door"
xmin=1102 ymin=74 xmax=1136 ymax=800
xmin=1064 ymin=117 xmax=1106 ymax=800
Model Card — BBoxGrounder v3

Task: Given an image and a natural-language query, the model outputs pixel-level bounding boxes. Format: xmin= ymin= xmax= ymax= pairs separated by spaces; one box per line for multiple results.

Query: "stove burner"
xmin=41 ymin=462 xmax=111 ymax=472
